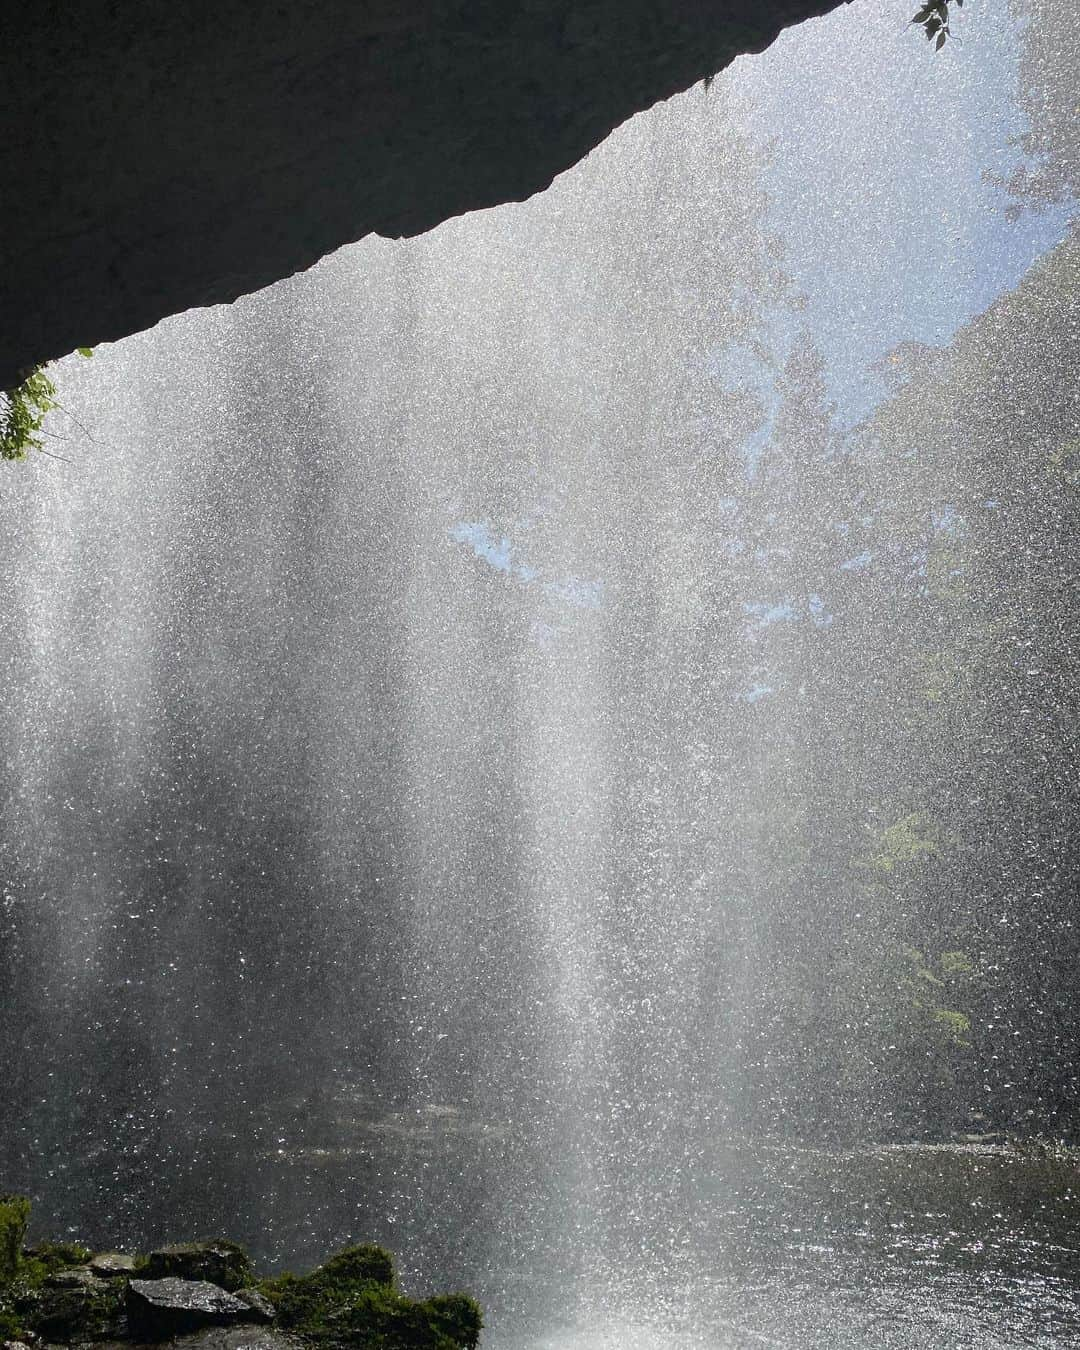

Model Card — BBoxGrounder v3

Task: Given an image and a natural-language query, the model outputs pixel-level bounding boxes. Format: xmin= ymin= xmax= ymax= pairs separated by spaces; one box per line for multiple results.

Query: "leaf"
xmin=911 ymin=4 xmax=935 ymax=23
xmin=925 ymin=16 xmax=942 ymax=37
xmin=936 ymin=29 xmax=947 ymax=48
xmin=76 ymin=347 xmax=93 ymax=358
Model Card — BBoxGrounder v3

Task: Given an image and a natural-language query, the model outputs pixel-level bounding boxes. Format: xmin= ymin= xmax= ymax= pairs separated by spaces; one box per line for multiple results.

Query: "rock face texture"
xmin=146 ymin=1245 xmax=255 ymax=1293
xmin=0 ymin=0 xmax=846 ymax=387
xmin=89 ymin=1254 xmax=139 ymax=1278
xmin=126 ymin=1279 xmax=259 ymax=1339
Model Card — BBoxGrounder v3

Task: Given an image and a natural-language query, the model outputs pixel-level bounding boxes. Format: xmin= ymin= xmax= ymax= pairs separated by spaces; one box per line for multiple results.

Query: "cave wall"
xmin=0 ymin=0 xmax=847 ymax=387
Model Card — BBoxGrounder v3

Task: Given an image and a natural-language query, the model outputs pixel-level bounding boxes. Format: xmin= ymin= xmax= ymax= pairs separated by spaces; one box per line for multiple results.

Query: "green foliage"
xmin=859 ymin=812 xmax=940 ymax=876
xmin=0 ymin=1195 xmax=30 ymax=1284
xmin=909 ymin=627 xmax=1000 ymax=712
xmin=932 ymin=1007 xmax=973 ymax=1046
xmin=321 ymin=1286 xmax=482 ymax=1350
xmin=260 ymin=1245 xmax=481 ymax=1350
xmin=262 ymin=1244 xmax=396 ymax=1328
xmin=422 ymin=1294 xmax=483 ymax=1350
xmin=26 ymin=1242 xmax=94 ymax=1269
xmin=1 ymin=347 xmax=92 ymax=461
xmin=307 ymin=1244 xmax=397 ymax=1290
xmin=1047 ymin=435 xmax=1080 ymax=488
xmin=893 ymin=945 xmax=976 ymax=1049
xmin=906 ymin=944 xmax=973 ymax=990
xmin=1 ymin=366 xmax=57 ymax=461
xmin=911 ymin=0 xmax=962 ymax=50
xmin=939 ymin=949 xmax=975 ymax=977
xmin=0 ymin=1201 xmax=102 ymax=1343
xmin=19 ymin=1279 xmax=125 ymax=1342
xmin=0 ymin=1204 xmax=480 ymax=1350
xmin=926 ymin=539 xmax=967 ymax=602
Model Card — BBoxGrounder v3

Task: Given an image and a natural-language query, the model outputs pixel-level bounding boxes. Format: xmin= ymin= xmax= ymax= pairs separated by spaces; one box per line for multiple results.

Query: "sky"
xmin=448 ymin=0 xmax=1075 ymax=673
xmin=731 ymin=0 xmax=1075 ymax=429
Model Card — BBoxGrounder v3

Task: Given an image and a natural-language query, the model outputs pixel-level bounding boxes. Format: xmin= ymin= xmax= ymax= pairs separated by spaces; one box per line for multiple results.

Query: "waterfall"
xmin=2 ymin=2 xmax=1076 ymax=1347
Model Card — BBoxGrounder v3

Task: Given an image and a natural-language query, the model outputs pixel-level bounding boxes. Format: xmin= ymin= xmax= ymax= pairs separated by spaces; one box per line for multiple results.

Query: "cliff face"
xmin=0 ymin=0 xmax=846 ymax=386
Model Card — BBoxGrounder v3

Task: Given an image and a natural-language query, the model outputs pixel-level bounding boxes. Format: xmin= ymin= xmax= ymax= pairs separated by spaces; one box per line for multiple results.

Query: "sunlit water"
xmin=245 ymin=1137 xmax=1080 ymax=1348
xmin=2 ymin=1 xmax=1078 ymax=1348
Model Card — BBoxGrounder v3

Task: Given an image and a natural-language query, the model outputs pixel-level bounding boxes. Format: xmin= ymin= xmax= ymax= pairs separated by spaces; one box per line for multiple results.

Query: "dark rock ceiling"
xmin=0 ymin=0 xmax=848 ymax=387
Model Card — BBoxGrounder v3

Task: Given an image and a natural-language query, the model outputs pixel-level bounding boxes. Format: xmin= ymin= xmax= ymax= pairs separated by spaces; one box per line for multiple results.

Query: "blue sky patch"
xmin=449 ymin=518 xmax=605 ymax=617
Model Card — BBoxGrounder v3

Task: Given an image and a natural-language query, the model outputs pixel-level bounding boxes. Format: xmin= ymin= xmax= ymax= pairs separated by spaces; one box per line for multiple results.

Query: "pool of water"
xmin=470 ymin=1143 xmax=1080 ymax=1349
xmin=28 ymin=1127 xmax=1080 ymax=1348
xmin=238 ymin=1133 xmax=1080 ymax=1349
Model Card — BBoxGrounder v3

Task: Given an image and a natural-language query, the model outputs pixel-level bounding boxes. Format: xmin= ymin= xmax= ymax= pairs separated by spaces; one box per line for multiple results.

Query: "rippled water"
xmin=190 ymin=1136 xmax=1077 ymax=1349
xmin=34 ymin=1101 xmax=1074 ymax=1345
xmin=479 ymin=1144 xmax=1080 ymax=1349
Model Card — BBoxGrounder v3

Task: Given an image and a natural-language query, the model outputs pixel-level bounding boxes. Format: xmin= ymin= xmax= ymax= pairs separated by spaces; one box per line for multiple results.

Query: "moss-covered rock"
xmin=326 ymin=1285 xmax=481 ymax=1350
xmin=0 ymin=1203 xmax=481 ymax=1350
xmin=261 ymin=1245 xmax=395 ymax=1331
xmin=147 ymin=1243 xmax=255 ymax=1292
xmin=26 ymin=1241 xmax=94 ymax=1268
xmin=421 ymin=1294 xmax=482 ymax=1350
xmin=259 ymin=1246 xmax=481 ymax=1350
xmin=43 ymin=1268 xmax=108 ymax=1289
xmin=0 ymin=1196 xmax=30 ymax=1283
xmin=0 ymin=1301 xmax=23 ymax=1341
xmin=15 ymin=1274 xmax=125 ymax=1341
xmin=0 ymin=1214 xmax=107 ymax=1343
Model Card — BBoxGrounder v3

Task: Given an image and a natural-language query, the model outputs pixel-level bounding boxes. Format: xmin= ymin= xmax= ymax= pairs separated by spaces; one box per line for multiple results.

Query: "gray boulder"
xmin=172 ymin=1332 xmax=299 ymax=1350
xmin=42 ymin=1269 xmax=108 ymax=1290
xmin=126 ymin=1279 xmax=254 ymax=1340
xmin=233 ymin=1291 xmax=275 ymax=1325
xmin=95 ymin=1330 xmax=301 ymax=1350
xmin=19 ymin=1275 xmax=124 ymax=1342
xmin=89 ymin=1253 xmax=138 ymax=1278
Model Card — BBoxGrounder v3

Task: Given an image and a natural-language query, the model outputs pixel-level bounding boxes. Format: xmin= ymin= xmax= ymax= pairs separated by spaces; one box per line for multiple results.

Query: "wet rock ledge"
xmin=0 ymin=0 xmax=847 ymax=387
xmin=0 ymin=1198 xmax=479 ymax=1350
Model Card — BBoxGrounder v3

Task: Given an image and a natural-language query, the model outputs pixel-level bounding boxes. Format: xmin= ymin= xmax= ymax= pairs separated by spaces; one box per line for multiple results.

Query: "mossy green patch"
xmin=19 ymin=1280 xmax=125 ymax=1342
xmin=418 ymin=1293 xmax=483 ymax=1350
xmin=260 ymin=1244 xmax=394 ymax=1332
xmin=0 ymin=1195 xmax=31 ymax=1284
xmin=260 ymin=1245 xmax=481 ymax=1350
xmin=0 ymin=1203 xmax=103 ymax=1342
xmin=0 ymin=1203 xmax=481 ymax=1350
xmin=330 ymin=1285 xmax=482 ymax=1350
xmin=25 ymin=1241 xmax=94 ymax=1272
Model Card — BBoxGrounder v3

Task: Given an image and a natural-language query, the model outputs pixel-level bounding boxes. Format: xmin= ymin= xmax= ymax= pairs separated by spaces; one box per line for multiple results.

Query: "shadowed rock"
xmin=233 ymin=1291 xmax=276 ymax=1325
xmin=146 ymin=1244 xmax=254 ymax=1292
xmin=0 ymin=0 xmax=847 ymax=386
xmin=0 ymin=1197 xmax=29 ymax=1283
xmin=43 ymin=1269 xmax=109 ymax=1290
xmin=126 ymin=1279 xmax=255 ymax=1340
xmin=26 ymin=1280 xmax=124 ymax=1342
xmin=99 ymin=1331 xmax=302 ymax=1350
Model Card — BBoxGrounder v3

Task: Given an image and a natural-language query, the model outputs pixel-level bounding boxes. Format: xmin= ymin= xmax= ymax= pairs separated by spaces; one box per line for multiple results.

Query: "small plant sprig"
xmin=1 ymin=366 xmax=58 ymax=462
xmin=911 ymin=0 xmax=961 ymax=50
xmin=1 ymin=349 xmax=92 ymax=462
